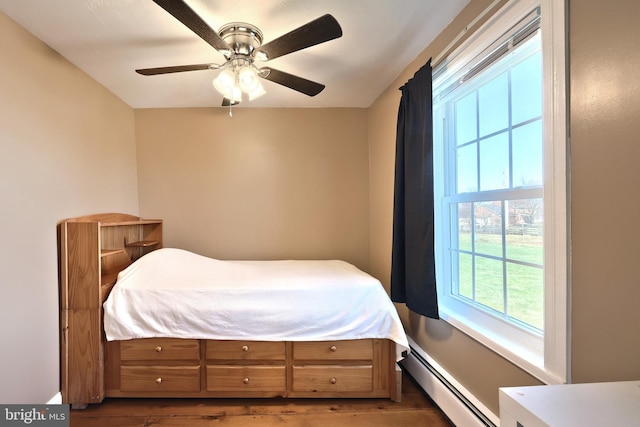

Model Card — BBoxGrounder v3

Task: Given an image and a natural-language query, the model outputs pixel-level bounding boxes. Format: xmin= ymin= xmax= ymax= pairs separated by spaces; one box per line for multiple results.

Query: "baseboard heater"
xmin=401 ymin=336 xmax=499 ymax=427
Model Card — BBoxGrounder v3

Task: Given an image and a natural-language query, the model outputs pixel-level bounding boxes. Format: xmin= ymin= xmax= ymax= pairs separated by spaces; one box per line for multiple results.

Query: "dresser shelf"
xmin=101 ymin=249 xmax=125 ymax=257
xmin=125 ymin=240 xmax=160 ymax=248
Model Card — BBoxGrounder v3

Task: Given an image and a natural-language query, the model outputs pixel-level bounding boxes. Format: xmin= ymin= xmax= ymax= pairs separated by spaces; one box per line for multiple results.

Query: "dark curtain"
xmin=390 ymin=59 xmax=438 ymax=319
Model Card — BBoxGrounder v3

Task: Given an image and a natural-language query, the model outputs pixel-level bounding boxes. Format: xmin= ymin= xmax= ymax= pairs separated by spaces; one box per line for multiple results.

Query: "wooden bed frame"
xmin=58 ymin=213 xmax=401 ymax=408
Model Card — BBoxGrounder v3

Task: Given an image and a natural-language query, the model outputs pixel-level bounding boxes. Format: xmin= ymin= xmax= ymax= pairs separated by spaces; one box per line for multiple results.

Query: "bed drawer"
xmin=206 ymin=365 xmax=286 ymax=392
xmin=205 ymin=340 xmax=286 ymax=360
xmin=120 ymin=365 xmax=200 ymax=392
xmin=120 ymin=338 xmax=200 ymax=361
xmin=292 ymin=365 xmax=373 ymax=392
xmin=293 ymin=340 xmax=374 ymax=361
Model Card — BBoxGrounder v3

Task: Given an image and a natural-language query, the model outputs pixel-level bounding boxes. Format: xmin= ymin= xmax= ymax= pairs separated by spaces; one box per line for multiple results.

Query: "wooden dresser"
xmin=104 ymin=338 xmax=397 ymax=400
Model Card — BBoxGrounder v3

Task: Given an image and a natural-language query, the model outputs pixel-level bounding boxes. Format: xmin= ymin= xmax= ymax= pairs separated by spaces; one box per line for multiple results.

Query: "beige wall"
xmin=368 ymin=0 xmax=640 ymax=415
xmin=0 ymin=12 xmax=139 ymax=403
xmin=135 ymin=107 xmax=370 ymax=270
xmin=569 ymin=0 xmax=640 ymax=383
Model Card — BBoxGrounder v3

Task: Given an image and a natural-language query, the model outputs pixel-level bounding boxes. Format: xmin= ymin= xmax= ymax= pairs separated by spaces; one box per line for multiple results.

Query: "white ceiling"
xmin=0 ymin=0 xmax=469 ymax=109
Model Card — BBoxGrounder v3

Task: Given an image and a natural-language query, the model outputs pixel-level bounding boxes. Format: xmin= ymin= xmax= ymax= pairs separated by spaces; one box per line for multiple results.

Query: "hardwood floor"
xmin=71 ymin=370 xmax=453 ymax=426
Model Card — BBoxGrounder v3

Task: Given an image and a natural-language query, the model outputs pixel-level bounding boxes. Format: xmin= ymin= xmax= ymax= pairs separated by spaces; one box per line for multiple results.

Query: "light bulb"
xmin=238 ymin=66 xmax=260 ymax=92
xmin=213 ymin=69 xmax=235 ymax=96
xmin=248 ymin=82 xmax=266 ymax=100
xmin=230 ymin=84 xmax=242 ymax=103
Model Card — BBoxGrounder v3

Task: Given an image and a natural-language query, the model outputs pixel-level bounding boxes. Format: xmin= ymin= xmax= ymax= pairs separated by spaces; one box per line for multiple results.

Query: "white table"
xmin=499 ymin=380 xmax=640 ymax=426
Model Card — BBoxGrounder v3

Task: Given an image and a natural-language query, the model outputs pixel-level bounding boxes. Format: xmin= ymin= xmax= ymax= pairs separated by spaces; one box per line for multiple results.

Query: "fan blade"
xmin=152 ymin=0 xmax=231 ymax=54
xmin=221 ymin=98 xmax=240 ymax=106
xmin=255 ymin=14 xmax=342 ymax=61
xmin=136 ymin=64 xmax=212 ymax=76
xmin=260 ymin=67 xmax=325 ymax=96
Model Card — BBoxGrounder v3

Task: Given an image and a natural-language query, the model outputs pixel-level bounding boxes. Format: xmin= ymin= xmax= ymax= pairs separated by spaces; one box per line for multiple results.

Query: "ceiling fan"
xmin=136 ymin=0 xmax=343 ymax=106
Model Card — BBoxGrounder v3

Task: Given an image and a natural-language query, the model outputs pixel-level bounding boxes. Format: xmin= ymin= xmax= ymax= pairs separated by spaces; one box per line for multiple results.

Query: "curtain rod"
xmin=432 ymin=0 xmax=504 ymax=68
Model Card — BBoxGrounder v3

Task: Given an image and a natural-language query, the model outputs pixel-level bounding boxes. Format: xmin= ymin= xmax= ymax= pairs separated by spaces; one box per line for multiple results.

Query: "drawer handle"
xmin=243 ymin=377 xmax=250 ymax=384
xmin=330 ymin=377 xmax=337 ymax=385
xmin=330 ymin=345 xmax=337 ymax=352
xmin=155 ymin=346 xmax=162 ymax=353
xmin=155 ymin=377 xmax=163 ymax=385
xmin=242 ymin=345 xmax=249 ymax=352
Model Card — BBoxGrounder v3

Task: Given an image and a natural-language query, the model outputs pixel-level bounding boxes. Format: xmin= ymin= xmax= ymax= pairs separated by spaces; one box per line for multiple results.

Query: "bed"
xmin=58 ymin=213 xmax=409 ymax=407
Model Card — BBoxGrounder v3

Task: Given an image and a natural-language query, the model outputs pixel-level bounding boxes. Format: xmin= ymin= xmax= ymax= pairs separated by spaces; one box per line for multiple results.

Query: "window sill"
xmin=439 ymin=307 xmax=565 ymax=385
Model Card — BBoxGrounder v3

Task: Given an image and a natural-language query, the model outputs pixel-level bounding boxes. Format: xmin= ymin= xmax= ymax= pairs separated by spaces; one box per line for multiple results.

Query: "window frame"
xmin=432 ymin=0 xmax=569 ymax=385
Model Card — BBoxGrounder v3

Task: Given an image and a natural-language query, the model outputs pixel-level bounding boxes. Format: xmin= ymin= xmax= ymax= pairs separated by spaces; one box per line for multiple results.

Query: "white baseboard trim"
xmin=401 ymin=336 xmax=500 ymax=427
xmin=47 ymin=392 xmax=62 ymax=405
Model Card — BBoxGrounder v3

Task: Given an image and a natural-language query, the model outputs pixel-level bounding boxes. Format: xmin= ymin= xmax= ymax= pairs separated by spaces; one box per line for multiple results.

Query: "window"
xmin=433 ymin=0 xmax=568 ymax=384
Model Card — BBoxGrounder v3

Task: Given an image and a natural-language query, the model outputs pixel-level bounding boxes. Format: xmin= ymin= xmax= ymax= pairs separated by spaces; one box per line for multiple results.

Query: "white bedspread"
xmin=103 ymin=248 xmax=409 ymax=361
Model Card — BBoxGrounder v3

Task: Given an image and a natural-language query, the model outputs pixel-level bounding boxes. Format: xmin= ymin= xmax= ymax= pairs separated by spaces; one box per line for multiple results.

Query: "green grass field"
xmin=456 ymin=232 xmax=544 ymax=331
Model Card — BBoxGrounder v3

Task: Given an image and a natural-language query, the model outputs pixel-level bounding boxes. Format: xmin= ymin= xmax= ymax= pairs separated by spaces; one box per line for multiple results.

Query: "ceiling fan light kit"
xmin=137 ymin=0 xmax=343 ymax=108
xmin=211 ymin=59 xmax=266 ymax=104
